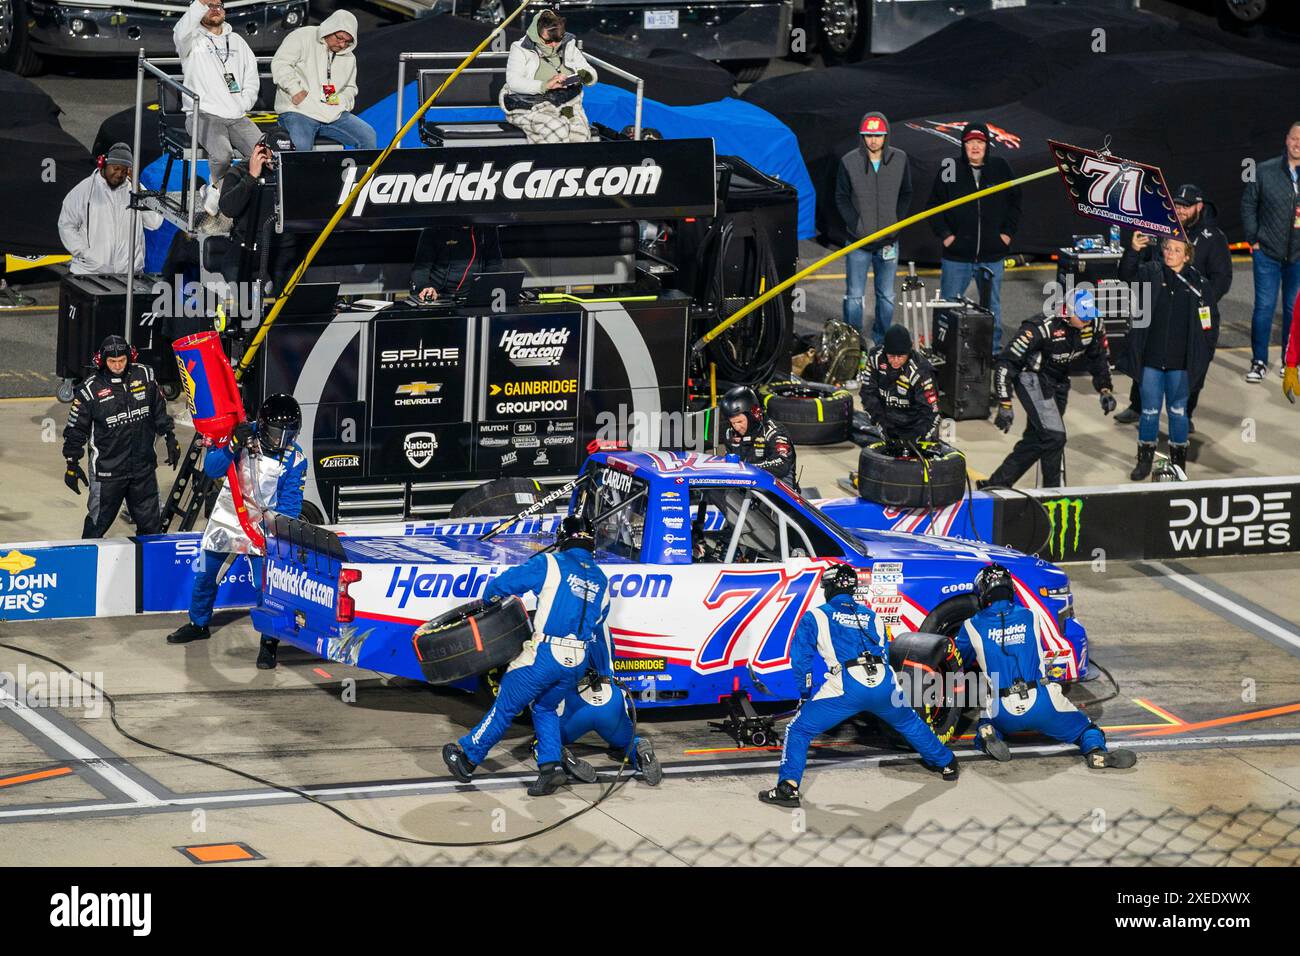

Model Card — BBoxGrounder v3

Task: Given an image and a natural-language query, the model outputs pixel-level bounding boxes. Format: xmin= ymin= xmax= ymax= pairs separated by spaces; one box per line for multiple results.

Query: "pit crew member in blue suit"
xmin=760 ymin=564 xmax=958 ymax=808
xmin=165 ymin=394 xmax=306 ymax=671
xmin=953 ymin=564 xmax=1137 ymax=770
xmin=443 ymin=515 xmax=614 ymax=797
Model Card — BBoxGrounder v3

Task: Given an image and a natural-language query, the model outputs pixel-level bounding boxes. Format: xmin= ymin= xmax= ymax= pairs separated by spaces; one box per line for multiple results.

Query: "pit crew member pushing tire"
xmin=759 ymin=564 xmax=958 ymax=809
xmin=719 ymin=385 xmax=797 ymax=484
xmin=443 ymin=515 xmax=614 ymax=797
xmin=953 ymin=564 xmax=1136 ymax=770
xmin=165 ymin=394 xmax=306 ymax=670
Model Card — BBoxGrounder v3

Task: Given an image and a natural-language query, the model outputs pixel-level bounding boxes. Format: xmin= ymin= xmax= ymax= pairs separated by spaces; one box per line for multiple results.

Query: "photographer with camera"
xmin=502 ymin=9 xmax=598 ymax=145
xmin=212 ymin=139 xmax=297 ymax=322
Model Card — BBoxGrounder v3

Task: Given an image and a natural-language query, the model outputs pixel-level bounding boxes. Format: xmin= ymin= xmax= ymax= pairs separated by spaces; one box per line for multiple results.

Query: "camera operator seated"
xmin=859 ymin=325 xmax=941 ymax=452
xmin=409 ymin=224 xmax=503 ymax=303
xmin=502 ymin=9 xmax=598 ymax=145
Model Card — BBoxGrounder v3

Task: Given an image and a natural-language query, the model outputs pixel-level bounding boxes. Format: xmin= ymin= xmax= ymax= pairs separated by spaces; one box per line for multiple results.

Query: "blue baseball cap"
xmin=1070 ymin=287 xmax=1099 ymax=321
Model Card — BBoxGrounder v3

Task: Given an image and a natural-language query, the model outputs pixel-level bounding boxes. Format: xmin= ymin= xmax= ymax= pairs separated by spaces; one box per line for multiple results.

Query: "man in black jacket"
xmin=216 ymin=140 xmax=297 ymax=324
xmin=409 ymin=224 xmax=504 ymax=302
xmin=834 ymin=112 xmax=912 ymax=344
xmin=1241 ymin=121 xmax=1300 ymax=383
xmin=719 ymin=385 xmax=796 ymax=484
xmin=859 ymin=325 xmax=941 ymax=444
xmin=1115 ymin=184 xmax=1232 ymax=428
xmin=62 ymin=335 xmax=179 ymax=538
xmin=928 ymin=121 xmax=1021 ymax=353
xmin=980 ymin=289 xmax=1115 ymax=490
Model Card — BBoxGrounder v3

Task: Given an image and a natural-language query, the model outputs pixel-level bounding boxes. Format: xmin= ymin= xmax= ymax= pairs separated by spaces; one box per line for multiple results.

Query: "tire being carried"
xmin=450 ymin=477 xmax=547 ymax=519
xmin=886 ymin=630 xmax=966 ymax=744
xmin=412 ymin=597 xmax=531 ymax=685
xmin=758 ymin=379 xmax=853 ymax=445
xmin=857 ymin=439 xmax=966 ymax=509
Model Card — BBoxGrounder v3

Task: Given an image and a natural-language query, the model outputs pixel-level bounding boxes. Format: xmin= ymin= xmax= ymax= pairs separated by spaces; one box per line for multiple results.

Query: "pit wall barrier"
xmin=1 ymin=475 xmax=1296 ymax=623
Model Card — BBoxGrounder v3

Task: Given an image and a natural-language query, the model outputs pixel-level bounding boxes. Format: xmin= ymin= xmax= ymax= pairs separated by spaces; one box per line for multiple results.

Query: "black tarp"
xmin=0 ymin=71 xmax=94 ymax=258
xmin=742 ymin=8 xmax=1300 ymax=260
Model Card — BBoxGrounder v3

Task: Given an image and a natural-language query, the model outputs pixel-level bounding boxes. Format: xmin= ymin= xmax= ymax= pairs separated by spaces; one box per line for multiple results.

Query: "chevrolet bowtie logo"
xmin=396 ymin=382 xmax=442 ymax=397
xmin=0 ymin=550 xmax=36 ymax=575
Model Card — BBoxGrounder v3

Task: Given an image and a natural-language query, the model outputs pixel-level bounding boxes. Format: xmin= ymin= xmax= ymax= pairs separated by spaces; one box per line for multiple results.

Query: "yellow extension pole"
xmin=691 ymin=165 xmax=1060 ymax=355
xmin=233 ymin=0 xmax=534 ymax=382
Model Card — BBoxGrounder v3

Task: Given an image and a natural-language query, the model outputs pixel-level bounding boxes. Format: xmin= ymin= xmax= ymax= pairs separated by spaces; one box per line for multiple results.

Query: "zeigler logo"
xmin=319 ymin=454 xmax=360 ymax=469
xmin=338 ymin=160 xmax=664 ymax=216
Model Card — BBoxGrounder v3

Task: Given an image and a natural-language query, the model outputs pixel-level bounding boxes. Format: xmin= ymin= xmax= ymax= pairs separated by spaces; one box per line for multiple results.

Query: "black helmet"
xmin=557 ymin=513 xmax=594 ymax=550
xmin=256 ymin=393 xmax=301 ymax=456
xmin=974 ymin=563 xmax=1015 ymax=609
xmin=719 ymin=385 xmax=761 ymax=423
xmin=95 ymin=334 xmax=135 ymax=372
xmin=822 ymin=563 xmax=859 ymax=601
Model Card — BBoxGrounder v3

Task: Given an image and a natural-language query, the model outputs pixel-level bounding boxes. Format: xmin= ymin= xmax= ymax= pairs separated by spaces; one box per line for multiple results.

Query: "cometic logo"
xmin=338 ymin=160 xmax=664 ymax=216
xmin=499 ymin=327 xmax=571 ymax=367
xmin=266 ymin=564 xmax=337 ymax=607
xmin=1043 ymin=498 xmax=1084 ymax=559
xmin=1168 ymin=492 xmax=1292 ymax=552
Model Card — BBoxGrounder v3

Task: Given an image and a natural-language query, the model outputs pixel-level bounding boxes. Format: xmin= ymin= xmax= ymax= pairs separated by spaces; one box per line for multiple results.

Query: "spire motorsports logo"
xmin=1043 ymin=498 xmax=1084 ymax=560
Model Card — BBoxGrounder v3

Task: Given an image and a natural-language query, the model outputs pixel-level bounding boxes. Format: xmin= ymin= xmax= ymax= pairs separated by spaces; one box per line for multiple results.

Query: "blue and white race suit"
xmin=953 ymin=599 xmax=1106 ymax=755
xmin=779 ymin=593 xmax=954 ymax=785
xmin=460 ymin=548 xmax=611 ymax=768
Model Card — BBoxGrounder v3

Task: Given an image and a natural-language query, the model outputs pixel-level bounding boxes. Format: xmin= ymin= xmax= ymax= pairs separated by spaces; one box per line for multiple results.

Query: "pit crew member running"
xmin=759 ymin=564 xmax=958 ymax=809
xmin=443 ymin=515 xmax=615 ymax=797
xmin=719 ymin=385 xmax=797 ymax=485
xmin=954 ymin=564 xmax=1136 ymax=770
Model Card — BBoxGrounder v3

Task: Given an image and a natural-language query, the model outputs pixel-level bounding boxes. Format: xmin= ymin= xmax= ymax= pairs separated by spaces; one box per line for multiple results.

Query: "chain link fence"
xmin=331 ymin=801 xmax=1300 ymax=867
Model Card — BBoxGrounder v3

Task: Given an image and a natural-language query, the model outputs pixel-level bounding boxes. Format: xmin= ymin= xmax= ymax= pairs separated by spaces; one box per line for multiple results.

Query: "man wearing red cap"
xmin=927 ymin=120 xmax=1022 ymax=353
xmin=835 ymin=111 xmax=912 ymax=345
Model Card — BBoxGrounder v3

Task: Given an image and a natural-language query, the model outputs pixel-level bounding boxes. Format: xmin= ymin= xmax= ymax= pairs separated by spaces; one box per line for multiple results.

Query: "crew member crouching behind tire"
xmin=165 ymin=394 xmax=306 ymax=670
xmin=443 ymin=515 xmax=613 ymax=797
xmin=858 ymin=325 xmax=941 ymax=446
xmin=953 ymin=564 xmax=1136 ymax=770
xmin=719 ymin=385 xmax=797 ymax=485
xmin=546 ymin=664 xmax=663 ymax=787
xmin=759 ymin=564 xmax=957 ymax=809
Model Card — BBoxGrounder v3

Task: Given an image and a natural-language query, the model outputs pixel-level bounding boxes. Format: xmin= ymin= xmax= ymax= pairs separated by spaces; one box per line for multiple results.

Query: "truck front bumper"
xmin=26 ymin=1 xmax=308 ymax=57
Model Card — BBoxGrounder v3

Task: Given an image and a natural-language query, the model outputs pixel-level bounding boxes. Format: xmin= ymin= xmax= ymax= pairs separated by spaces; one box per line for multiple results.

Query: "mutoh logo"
xmin=1043 ymin=498 xmax=1084 ymax=559
xmin=1168 ymin=492 xmax=1292 ymax=552
xmin=499 ymin=327 xmax=571 ymax=367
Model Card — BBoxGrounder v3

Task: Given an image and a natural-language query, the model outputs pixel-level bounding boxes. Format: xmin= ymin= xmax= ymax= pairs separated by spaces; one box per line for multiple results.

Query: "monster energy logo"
xmin=1043 ymin=498 xmax=1084 ymax=559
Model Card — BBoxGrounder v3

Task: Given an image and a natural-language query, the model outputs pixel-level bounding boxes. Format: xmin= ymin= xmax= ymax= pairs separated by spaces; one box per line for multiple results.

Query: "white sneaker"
xmin=202 ymin=184 xmax=222 ymax=217
xmin=1245 ymin=361 xmax=1266 ymax=384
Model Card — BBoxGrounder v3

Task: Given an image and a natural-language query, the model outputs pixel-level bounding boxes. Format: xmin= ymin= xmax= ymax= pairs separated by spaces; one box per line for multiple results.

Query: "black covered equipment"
xmin=412 ymin=596 xmax=531 ymax=685
xmin=931 ymin=305 xmax=994 ymax=421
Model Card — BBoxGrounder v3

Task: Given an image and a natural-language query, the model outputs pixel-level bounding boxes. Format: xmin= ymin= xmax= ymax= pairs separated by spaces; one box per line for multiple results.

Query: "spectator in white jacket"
xmin=271 ymin=10 xmax=376 ymax=152
xmin=502 ymin=9 xmax=598 ymax=145
xmin=58 ymin=143 xmax=163 ymax=276
xmin=173 ymin=0 xmax=261 ymax=216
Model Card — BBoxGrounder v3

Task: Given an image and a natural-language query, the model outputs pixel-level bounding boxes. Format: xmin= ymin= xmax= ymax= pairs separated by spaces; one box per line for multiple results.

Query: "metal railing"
xmin=394 ymin=48 xmax=645 ymax=141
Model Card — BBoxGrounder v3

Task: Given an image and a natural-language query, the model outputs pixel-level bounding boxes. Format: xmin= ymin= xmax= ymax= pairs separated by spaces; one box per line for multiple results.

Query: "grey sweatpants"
xmin=187 ymin=111 xmax=262 ymax=187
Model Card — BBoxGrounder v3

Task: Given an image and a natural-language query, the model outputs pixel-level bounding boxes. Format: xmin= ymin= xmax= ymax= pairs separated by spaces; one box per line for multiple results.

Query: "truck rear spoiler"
xmin=264 ymin=513 xmax=346 ymax=575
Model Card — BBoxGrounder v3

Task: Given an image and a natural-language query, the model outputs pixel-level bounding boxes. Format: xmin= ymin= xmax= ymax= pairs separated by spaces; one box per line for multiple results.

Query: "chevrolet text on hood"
xmin=337 ymin=158 xmax=664 ymax=216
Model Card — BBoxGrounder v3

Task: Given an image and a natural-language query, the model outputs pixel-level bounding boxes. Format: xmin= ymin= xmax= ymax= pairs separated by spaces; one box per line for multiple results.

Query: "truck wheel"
xmin=0 ymin=0 xmax=44 ymax=76
xmin=758 ymin=379 xmax=853 ymax=445
xmin=450 ymin=477 xmax=551 ymax=519
xmin=413 ymin=597 xmax=531 ymax=685
xmin=812 ymin=0 xmax=869 ymax=66
xmin=857 ymin=439 xmax=967 ymax=509
xmin=298 ymin=501 xmax=325 ymax=526
xmin=887 ymin=630 xmax=967 ymax=744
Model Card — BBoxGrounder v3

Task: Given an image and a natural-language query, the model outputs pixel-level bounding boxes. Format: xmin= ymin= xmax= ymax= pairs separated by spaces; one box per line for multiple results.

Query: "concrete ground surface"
xmin=1 ymin=552 xmax=1298 ymax=865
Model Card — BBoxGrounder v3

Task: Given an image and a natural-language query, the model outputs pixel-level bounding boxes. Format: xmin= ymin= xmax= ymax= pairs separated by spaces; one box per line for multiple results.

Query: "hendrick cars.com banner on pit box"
xmin=279 ymin=139 xmax=718 ymax=229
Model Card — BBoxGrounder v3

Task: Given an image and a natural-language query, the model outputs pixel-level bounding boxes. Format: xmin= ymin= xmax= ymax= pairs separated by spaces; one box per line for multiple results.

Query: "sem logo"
xmin=403 ymin=432 xmax=438 ymax=469
xmin=1043 ymin=498 xmax=1084 ymax=559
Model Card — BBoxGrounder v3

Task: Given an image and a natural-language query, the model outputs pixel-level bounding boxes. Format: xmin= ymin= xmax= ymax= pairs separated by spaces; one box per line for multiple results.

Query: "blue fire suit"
xmin=553 ymin=621 xmax=647 ymax=768
xmin=779 ymin=593 xmax=955 ymax=785
xmin=459 ymin=548 xmax=611 ymax=768
xmin=953 ymin=599 xmax=1106 ymax=755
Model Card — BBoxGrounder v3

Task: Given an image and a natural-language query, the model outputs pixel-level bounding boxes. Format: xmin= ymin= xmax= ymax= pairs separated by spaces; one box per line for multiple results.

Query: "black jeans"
xmin=82 ymin=472 xmax=162 ymax=538
xmin=988 ymin=372 xmax=1070 ymax=488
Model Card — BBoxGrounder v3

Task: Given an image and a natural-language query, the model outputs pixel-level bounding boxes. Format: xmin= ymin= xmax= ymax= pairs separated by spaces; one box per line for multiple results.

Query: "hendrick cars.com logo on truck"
xmin=265 ymin=563 xmax=337 ymax=608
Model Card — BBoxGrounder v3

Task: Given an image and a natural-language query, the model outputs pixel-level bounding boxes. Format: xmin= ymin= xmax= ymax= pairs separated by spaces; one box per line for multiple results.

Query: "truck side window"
xmin=589 ymin=465 xmax=649 ymax=562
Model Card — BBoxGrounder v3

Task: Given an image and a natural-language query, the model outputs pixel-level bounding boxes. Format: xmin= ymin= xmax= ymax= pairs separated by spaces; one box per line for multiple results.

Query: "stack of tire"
xmin=757 ymin=378 xmax=853 ymax=445
xmin=857 ymin=439 xmax=966 ymax=509
xmin=450 ymin=477 xmax=549 ymax=519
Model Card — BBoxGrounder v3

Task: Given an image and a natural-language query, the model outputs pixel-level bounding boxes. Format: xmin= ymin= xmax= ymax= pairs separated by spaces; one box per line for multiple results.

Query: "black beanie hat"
xmin=883 ymin=325 xmax=912 ymax=356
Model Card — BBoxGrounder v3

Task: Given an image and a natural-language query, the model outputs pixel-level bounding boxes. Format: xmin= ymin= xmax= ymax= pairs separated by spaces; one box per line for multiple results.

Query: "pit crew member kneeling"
xmin=719 ymin=385 xmax=796 ymax=484
xmin=165 ymin=395 xmax=306 ymax=670
xmin=858 ymin=325 xmax=941 ymax=446
xmin=443 ymin=516 xmax=614 ymax=797
xmin=547 ymin=658 xmax=663 ymax=787
xmin=980 ymin=288 xmax=1115 ymax=489
xmin=954 ymin=564 xmax=1136 ymax=770
xmin=759 ymin=564 xmax=957 ymax=808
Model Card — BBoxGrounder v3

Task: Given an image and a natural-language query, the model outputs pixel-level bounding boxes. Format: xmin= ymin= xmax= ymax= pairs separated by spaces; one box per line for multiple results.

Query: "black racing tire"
xmin=886 ymin=630 xmax=967 ymax=744
xmin=758 ymin=379 xmax=853 ymax=445
xmin=856 ymin=439 xmax=966 ymax=509
xmin=413 ymin=597 xmax=531 ymax=685
xmin=0 ymin=1 xmax=44 ymax=76
xmin=160 ymin=381 xmax=182 ymax=402
xmin=298 ymin=501 xmax=325 ymax=526
xmin=450 ymin=477 xmax=546 ymax=519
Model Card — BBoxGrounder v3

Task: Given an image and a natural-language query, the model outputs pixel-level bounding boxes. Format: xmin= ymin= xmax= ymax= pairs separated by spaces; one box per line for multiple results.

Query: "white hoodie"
xmin=271 ymin=10 xmax=360 ymax=123
xmin=57 ymin=171 xmax=164 ymax=276
xmin=173 ymin=0 xmax=260 ymax=119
